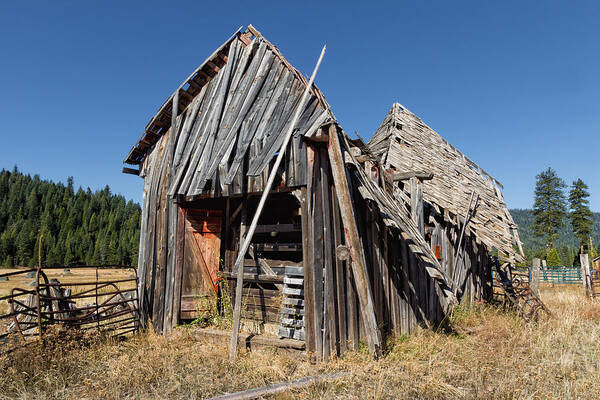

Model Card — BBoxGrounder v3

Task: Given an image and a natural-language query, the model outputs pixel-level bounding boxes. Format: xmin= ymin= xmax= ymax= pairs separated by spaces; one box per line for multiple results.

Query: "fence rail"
xmin=0 ymin=265 xmax=140 ymax=354
xmin=536 ymin=267 xmax=583 ymax=284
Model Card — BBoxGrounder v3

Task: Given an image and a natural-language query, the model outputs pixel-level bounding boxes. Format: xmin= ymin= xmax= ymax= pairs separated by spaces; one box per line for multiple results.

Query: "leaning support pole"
xmin=229 ymin=45 xmax=327 ymax=360
xmin=327 ymin=123 xmax=382 ymax=358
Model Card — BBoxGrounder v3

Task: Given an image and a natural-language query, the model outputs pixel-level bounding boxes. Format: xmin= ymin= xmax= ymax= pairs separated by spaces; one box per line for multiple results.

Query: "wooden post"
xmin=531 ymin=258 xmax=540 ymax=296
xmin=229 ymin=200 xmax=247 ymax=356
xmin=409 ymin=177 xmax=424 ymax=236
xmin=327 ymin=123 xmax=382 ymax=357
xmin=229 ymin=45 xmax=327 ymax=360
xmin=580 ymin=253 xmax=591 ymax=298
xmin=300 ymin=186 xmax=316 ymax=357
xmin=171 ymin=207 xmax=186 ymax=327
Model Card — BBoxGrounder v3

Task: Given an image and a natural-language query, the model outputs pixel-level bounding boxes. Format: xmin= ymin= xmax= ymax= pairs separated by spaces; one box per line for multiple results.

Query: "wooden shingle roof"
xmin=368 ymin=103 xmax=524 ymax=261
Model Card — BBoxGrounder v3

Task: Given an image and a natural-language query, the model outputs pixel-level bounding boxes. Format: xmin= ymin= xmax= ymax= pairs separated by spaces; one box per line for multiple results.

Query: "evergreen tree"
xmin=568 ymin=179 xmax=593 ymax=253
xmin=546 ymin=248 xmax=562 ymax=267
xmin=532 ymin=168 xmax=566 ymax=250
xmin=0 ymin=168 xmax=141 ymax=267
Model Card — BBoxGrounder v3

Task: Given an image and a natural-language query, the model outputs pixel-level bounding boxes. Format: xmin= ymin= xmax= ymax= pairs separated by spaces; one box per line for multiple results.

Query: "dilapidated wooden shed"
xmin=368 ymin=103 xmax=524 ymax=302
xmin=121 ymin=26 xmax=512 ymax=360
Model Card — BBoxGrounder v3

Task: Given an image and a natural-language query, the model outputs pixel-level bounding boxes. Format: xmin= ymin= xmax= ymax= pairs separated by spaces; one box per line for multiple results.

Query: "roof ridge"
xmin=124 ymin=25 xmax=335 ymax=166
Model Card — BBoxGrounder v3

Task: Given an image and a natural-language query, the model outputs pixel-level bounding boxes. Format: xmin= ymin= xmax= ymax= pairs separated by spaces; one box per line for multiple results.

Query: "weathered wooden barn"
xmin=122 ymin=26 xmax=520 ymax=360
xmin=368 ymin=103 xmax=524 ymax=302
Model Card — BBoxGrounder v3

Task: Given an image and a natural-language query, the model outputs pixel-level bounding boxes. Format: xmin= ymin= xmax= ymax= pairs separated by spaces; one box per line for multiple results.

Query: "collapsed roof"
xmin=368 ymin=103 xmax=523 ymax=262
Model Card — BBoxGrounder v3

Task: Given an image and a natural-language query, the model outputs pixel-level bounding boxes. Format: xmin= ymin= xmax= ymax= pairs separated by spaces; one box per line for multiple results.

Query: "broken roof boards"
xmin=124 ymin=26 xmax=517 ymax=360
xmin=368 ymin=103 xmax=523 ymax=263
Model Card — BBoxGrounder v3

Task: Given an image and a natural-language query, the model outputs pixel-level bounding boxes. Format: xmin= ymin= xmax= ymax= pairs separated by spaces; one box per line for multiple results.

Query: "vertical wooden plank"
xmin=387 ymin=232 xmax=398 ymax=335
xmin=162 ymin=93 xmax=181 ymax=332
xmin=391 ymin=234 xmax=404 ymax=335
xmin=171 ymin=206 xmax=186 ymax=327
xmin=370 ymin=211 xmax=384 ymax=327
xmin=472 ymin=240 xmax=480 ymax=300
xmin=327 ymin=124 xmax=382 ymax=357
xmin=319 ymin=146 xmax=336 ymax=359
xmin=229 ymin=198 xmax=247 ymax=359
xmin=381 ymin=229 xmax=392 ymax=333
xmin=441 ymin=223 xmax=449 ymax=275
xmin=428 ymin=220 xmax=442 ymax=324
xmin=332 ymin=186 xmax=347 ymax=354
xmin=399 ymin=236 xmax=409 ymax=333
xmin=220 ymin=198 xmax=231 ymax=314
xmin=302 ymin=155 xmax=316 ymax=357
xmin=481 ymin=247 xmax=491 ymax=301
xmin=137 ymin=175 xmax=150 ymax=327
xmin=446 ymin=225 xmax=455 ymax=287
xmin=408 ymin=177 xmax=428 ymax=324
xmin=480 ymin=244 xmax=487 ymax=300
xmin=409 ymin=177 xmax=424 ymax=236
xmin=464 ymin=236 xmax=473 ymax=302
xmin=312 ymin=148 xmax=324 ymax=360
xmin=163 ymin=201 xmax=178 ymax=333
xmin=346 ymin=259 xmax=358 ymax=350
xmin=152 ymin=171 xmax=169 ymax=333
xmin=365 ymin=208 xmax=379 ymax=325
xmin=400 ymin=233 xmax=419 ymax=332
xmin=531 ymin=258 xmax=541 ymax=297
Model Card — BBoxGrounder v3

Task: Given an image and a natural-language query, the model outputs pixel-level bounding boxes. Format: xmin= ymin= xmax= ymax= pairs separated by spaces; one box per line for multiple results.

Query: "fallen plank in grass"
xmin=208 ymin=372 xmax=350 ymax=400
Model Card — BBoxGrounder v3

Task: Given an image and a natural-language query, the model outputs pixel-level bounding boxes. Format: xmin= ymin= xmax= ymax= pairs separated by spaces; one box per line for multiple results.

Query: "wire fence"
xmin=0 ymin=265 xmax=139 ymax=355
xmin=535 ymin=267 xmax=583 ymax=284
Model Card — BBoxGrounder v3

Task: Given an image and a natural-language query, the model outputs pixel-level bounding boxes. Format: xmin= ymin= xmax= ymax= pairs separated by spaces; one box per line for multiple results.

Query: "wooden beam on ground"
xmin=207 ymin=372 xmax=350 ymax=400
xmin=327 ymin=123 xmax=382 ymax=358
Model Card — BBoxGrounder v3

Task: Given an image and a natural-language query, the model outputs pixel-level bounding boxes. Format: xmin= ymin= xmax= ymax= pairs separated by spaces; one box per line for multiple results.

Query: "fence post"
xmin=580 ymin=253 xmax=591 ymax=298
xmin=531 ymin=258 xmax=540 ymax=296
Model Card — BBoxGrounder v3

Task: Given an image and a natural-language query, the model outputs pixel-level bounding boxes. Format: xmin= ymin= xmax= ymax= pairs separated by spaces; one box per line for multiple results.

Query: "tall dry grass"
xmin=1 ymin=287 xmax=599 ymax=399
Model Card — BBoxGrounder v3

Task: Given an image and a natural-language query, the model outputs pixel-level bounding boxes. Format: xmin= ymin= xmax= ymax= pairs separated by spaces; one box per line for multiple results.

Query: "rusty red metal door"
xmin=180 ymin=209 xmax=222 ymax=319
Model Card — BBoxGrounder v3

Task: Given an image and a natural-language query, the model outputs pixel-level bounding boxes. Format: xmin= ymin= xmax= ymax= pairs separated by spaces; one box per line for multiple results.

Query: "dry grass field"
xmin=0 ymin=267 xmax=136 ymax=314
xmin=1 ymin=286 xmax=599 ymax=399
xmin=0 ymin=267 xmax=136 ymax=298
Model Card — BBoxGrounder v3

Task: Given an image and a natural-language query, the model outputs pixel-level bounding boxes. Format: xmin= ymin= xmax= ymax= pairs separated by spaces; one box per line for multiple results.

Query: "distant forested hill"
xmin=510 ymin=208 xmax=600 ymax=260
xmin=0 ymin=167 xmax=140 ymax=267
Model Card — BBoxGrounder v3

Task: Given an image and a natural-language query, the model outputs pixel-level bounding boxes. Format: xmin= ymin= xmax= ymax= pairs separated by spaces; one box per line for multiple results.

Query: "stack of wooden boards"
xmin=278 ymin=266 xmax=305 ymax=341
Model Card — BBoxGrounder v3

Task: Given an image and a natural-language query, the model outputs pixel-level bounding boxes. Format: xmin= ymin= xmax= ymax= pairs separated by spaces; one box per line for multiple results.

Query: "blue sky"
xmin=0 ymin=1 xmax=598 ymax=210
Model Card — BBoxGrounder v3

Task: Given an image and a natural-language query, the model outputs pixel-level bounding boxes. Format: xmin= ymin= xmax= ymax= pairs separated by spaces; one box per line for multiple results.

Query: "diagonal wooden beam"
xmin=327 ymin=123 xmax=382 ymax=358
